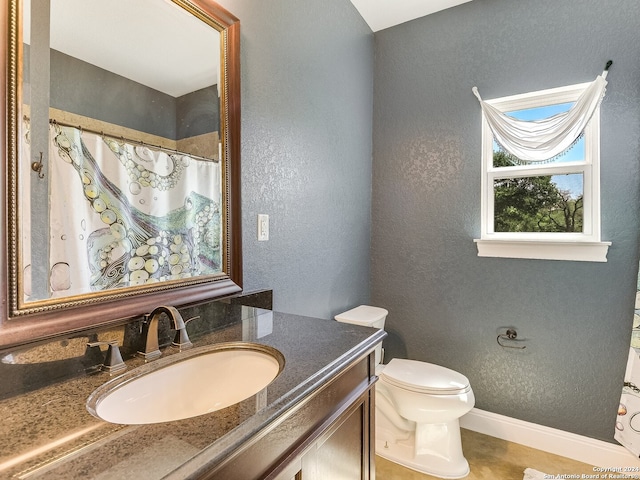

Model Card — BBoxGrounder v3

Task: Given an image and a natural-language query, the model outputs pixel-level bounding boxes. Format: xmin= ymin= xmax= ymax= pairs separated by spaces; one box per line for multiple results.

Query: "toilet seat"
xmin=380 ymin=358 xmax=471 ymax=395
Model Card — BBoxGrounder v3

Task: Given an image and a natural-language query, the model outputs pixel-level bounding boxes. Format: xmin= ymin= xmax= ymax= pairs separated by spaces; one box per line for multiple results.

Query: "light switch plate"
xmin=258 ymin=214 xmax=269 ymax=241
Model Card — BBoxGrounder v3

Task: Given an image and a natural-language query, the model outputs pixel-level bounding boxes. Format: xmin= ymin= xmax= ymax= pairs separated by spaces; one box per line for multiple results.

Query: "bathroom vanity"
xmin=0 ymin=301 xmax=384 ymax=479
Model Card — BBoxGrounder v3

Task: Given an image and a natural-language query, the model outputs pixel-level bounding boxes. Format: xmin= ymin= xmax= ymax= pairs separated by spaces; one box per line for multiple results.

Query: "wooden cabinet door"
xmin=300 ymin=392 xmax=372 ymax=480
xmin=268 ymin=460 xmax=302 ymax=480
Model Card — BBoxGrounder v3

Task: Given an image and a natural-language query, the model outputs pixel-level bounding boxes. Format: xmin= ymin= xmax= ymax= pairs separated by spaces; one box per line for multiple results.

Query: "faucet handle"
xmin=172 ymin=315 xmax=198 ymax=351
xmin=87 ymin=340 xmax=127 ymax=375
xmin=137 ymin=313 xmax=162 ymax=361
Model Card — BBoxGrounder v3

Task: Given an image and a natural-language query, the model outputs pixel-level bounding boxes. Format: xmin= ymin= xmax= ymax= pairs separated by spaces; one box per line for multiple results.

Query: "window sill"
xmin=474 ymin=239 xmax=611 ymax=262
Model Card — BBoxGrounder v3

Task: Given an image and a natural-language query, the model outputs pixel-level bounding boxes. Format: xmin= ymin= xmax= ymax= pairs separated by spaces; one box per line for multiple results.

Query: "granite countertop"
xmin=0 ymin=303 xmax=384 ymax=479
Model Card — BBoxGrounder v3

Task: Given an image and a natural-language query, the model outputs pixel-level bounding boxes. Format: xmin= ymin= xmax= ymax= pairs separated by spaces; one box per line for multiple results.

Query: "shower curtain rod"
xmin=35 ymin=117 xmax=220 ymax=164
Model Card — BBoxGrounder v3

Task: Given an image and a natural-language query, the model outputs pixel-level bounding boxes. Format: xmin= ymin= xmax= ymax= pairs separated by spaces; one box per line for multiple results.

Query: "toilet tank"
xmin=335 ymin=305 xmax=388 ymax=365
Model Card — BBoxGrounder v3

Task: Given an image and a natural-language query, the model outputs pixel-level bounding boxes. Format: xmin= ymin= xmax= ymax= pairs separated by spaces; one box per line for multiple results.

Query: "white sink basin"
xmin=86 ymin=342 xmax=284 ymax=425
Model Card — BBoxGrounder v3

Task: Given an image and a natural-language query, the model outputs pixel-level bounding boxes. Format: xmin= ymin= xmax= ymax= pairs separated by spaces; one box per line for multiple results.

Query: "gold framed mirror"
xmin=0 ymin=0 xmax=241 ymax=348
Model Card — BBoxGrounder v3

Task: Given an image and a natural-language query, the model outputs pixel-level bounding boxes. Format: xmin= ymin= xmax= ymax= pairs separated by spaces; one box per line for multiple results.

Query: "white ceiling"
xmin=23 ymin=0 xmax=220 ymax=98
xmin=349 ymin=0 xmax=472 ymax=32
xmin=22 ymin=0 xmax=471 ymax=96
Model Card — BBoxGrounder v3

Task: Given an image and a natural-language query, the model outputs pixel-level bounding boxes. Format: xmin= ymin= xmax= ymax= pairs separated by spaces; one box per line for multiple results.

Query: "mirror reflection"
xmin=20 ymin=0 xmax=225 ymax=304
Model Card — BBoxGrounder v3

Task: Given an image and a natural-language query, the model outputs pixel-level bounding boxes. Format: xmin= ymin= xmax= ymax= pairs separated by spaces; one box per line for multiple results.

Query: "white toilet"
xmin=335 ymin=305 xmax=475 ymax=479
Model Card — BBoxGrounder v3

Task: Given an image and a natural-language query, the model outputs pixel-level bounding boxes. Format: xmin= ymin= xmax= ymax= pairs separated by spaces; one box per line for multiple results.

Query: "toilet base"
xmin=375 ymin=416 xmax=470 ymax=479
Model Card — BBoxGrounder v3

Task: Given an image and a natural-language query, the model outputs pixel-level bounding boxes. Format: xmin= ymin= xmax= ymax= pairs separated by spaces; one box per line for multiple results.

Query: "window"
xmin=474 ymin=83 xmax=611 ymax=262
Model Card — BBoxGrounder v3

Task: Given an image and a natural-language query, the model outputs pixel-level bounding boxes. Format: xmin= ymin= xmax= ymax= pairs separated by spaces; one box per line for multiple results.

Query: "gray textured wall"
xmin=28 ymin=48 xmax=218 ymax=140
xmin=49 ymin=49 xmax=178 ymax=139
xmin=216 ymin=0 xmax=374 ymax=319
xmin=176 ymin=85 xmax=219 ymax=139
xmin=372 ymin=0 xmax=640 ymax=442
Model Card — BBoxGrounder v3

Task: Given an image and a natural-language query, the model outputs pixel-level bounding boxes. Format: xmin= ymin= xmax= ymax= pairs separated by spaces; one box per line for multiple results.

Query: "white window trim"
xmin=474 ymin=82 xmax=611 ymax=262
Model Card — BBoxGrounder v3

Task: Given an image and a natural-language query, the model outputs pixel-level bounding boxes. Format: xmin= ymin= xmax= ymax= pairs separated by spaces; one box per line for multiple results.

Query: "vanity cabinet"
xmin=202 ymin=353 xmax=376 ymax=480
xmin=296 ymin=393 xmax=371 ymax=480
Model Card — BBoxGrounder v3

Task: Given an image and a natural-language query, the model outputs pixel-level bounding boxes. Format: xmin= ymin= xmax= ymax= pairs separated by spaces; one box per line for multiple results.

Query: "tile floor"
xmin=375 ymin=428 xmax=598 ymax=479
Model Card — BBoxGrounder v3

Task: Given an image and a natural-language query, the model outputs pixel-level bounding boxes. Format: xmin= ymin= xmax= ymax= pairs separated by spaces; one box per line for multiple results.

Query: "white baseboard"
xmin=460 ymin=408 xmax=640 ymax=468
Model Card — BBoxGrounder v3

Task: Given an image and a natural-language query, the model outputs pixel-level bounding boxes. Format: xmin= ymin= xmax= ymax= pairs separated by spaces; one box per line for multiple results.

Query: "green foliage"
xmin=493 ymin=151 xmax=583 ymax=233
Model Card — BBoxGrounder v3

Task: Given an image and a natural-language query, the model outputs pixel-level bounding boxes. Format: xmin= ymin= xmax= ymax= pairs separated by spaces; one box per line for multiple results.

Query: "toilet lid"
xmin=380 ymin=359 xmax=471 ymax=395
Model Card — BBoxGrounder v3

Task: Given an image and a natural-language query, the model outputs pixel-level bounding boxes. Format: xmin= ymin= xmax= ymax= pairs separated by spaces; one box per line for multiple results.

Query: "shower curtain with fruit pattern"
xmin=616 ymin=268 xmax=640 ymax=456
xmin=23 ymin=123 xmax=222 ymax=300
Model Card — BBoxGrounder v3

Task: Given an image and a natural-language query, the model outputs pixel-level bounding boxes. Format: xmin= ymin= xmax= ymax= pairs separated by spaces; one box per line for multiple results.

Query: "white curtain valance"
xmin=472 ymin=73 xmax=608 ymax=163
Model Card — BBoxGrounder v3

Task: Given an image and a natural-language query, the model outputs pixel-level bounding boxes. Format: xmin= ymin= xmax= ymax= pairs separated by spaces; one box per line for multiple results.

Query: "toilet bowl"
xmin=335 ymin=305 xmax=475 ymax=479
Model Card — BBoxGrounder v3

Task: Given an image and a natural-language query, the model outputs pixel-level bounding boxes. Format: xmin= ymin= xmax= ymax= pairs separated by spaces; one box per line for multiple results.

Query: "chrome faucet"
xmin=137 ymin=305 xmax=193 ymax=361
